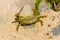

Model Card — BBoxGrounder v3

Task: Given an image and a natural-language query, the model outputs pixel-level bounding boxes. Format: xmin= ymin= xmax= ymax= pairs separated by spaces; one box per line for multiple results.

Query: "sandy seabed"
xmin=0 ymin=0 xmax=60 ymax=40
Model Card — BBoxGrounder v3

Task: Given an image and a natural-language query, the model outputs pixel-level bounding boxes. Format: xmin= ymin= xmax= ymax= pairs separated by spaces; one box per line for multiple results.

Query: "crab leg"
xmin=16 ymin=22 xmax=21 ymax=31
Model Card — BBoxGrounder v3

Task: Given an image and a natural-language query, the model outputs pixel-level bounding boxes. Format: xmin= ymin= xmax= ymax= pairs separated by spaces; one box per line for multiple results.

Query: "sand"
xmin=0 ymin=0 xmax=60 ymax=40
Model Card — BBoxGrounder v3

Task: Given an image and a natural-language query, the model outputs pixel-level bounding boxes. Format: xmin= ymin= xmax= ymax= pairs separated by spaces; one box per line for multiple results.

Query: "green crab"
xmin=12 ymin=0 xmax=46 ymax=31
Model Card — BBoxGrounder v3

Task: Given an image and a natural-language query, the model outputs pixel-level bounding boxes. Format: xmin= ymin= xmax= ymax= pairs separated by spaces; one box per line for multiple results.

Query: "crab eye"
xmin=15 ymin=18 xmax=19 ymax=20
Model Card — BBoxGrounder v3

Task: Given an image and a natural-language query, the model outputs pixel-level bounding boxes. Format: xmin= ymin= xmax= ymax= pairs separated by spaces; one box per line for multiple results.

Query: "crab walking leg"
xmin=16 ymin=22 xmax=21 ymax=31
xmin=38 ymin=16 xmax=47 ymax=18
xmin=38 ymin=15 xmax=47 ymax=26
xmin=39 ymin=19 xmax=43 ymax=26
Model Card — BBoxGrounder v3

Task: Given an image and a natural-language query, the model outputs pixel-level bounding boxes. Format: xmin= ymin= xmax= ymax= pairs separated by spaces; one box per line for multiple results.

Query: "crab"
xmin=12 ymin=0 xmax=46 ymax=31
xmin=12 ymin=5 xmax=46 ymax=31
